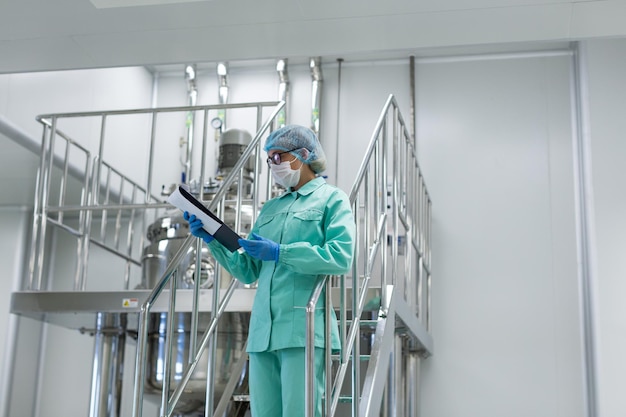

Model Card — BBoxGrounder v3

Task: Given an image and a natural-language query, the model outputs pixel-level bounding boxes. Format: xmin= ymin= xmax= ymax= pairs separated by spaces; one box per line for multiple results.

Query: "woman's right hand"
xmin=183 ymin=211 xmax=215 ymax=244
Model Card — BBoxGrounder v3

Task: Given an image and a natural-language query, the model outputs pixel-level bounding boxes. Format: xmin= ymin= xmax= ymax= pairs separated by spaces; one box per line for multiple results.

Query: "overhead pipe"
xmin=217 ymin=62 xmax=229 ymax=130
xmin=310 ymin=57 xmax=323 ymax=137
xmin=409 ymin=55 xmax=416 ymax=143
xmin=276 ymin=59 xmax=289 ymax=127
xmin=183 ymin=64 xmax=197 ymax=184
xmin=334 ymin=58 xmax=344 ymax=185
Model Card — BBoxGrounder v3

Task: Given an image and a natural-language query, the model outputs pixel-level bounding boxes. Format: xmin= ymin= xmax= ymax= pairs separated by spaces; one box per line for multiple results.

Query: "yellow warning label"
xmin=122 ymin=298 xmax=139 ymax=308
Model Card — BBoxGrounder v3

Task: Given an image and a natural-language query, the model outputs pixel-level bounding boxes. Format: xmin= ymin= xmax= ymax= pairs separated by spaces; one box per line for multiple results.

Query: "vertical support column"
xmin=406 ymin=339 xmax=420 ymax=417
xmin=409 ymin=55 xmax=416 ymax=144
xmin=335 ymin=58 xmax=344 ymax=186
xmin=570 ymin=41 xmax=600 ymax=417
xmin=310 ymin=57 xmax=323 ymax=137
xmin=28 ymin=124 xmax=50 ymax=290
xmin=89 ymin=313 xmax=125 ymax=417
xmin=217 ymin=62 xmax=229 ymax=130
xmin=183 ymin=64 xmax=198 ymax=184
xmin=276 ymin=59 xmax=289 ymax=128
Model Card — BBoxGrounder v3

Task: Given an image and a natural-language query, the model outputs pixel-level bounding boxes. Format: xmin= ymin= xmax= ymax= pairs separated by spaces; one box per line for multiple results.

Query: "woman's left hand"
xmin=238 ymin=233 xmax=279 ymax=262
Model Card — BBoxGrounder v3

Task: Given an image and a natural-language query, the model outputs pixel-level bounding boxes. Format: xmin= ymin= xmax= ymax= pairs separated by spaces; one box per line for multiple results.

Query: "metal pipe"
xmin=36 ymin=101 xmax=283 ymax=123
xmin=380 ymin=118 xmax=389 ymax=308
xmin=386 ymin=334 xmax=399 ymax=417
xmin=132 ymin=307 xmax=150 ymax=417
xmin=33 ymin=322 xmax=49 ymax=417
xmin=27 ymin=126 xmax=48 ymax=290
xmin=391 ymin=108 xmax=399 ymax=287
xmin=426 ymin=200 xmax=432 ymax=331
xmin=406 ymin=340 xmax=420 ymax=417
xmin=352 ymin=253 xmax=361 ymax=417
xmin=183 ymin=64 xmax=198 ymax=183
xmin=145 ymin=113 xmax=157 ymax=204
xmin=123 ymin=184 xmax=137 ymax=290
xmin=335 ymin=58 xmax=343 ymax=186
xmin=199 ymin=108 xmax=209 ymax=201
xmin=100 ymin=168 xmax=112 ymax=242
xmin=191 ymin=108 xmax=210 ymax=357
xmin=35 ymin=117 xmax=57 ymax=290
xmin=217 ymin=62 xmax=229 ymax=130
xmin=276 ymin=59 xmax=289 ymax=127
xmin=204 ymin=214 xmax=223 ymax=416
xmin=57 ymin=142 xmax=71 ymax=224
xmin=409 ymin=55 xmax=416 ymax=143
xmin=324 ymin=278 xmax=332 ymax=417
xmin=310 ymin=57 xmax=323 ymax=137
xmin=88 ymin=313 xmax=125 ymax=417
xmin=94 ymin=116 xmax=108 ymax=205
xmin=570 ymin=41 xmax=600 ymax=417
xmin=113 ymin=181 xmax=124 ymax=251
xmin=305 ymin=277 xmax=327 ymax=417
xmin=161 ymin=273 xmax=178 ymax=415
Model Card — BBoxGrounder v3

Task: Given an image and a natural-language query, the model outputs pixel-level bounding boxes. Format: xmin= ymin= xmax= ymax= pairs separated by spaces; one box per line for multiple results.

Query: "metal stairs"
xmin=10 ymin=95 xmax=432 ymax=417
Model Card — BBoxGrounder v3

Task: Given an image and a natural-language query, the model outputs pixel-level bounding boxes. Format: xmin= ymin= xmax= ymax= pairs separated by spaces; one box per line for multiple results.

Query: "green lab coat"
xmin=208 ymin=176 xmax=355 ymax=352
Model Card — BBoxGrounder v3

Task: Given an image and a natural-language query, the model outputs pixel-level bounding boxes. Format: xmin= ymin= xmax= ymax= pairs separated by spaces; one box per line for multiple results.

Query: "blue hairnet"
xmin=264 ymin=125 xmax=327 ymax=173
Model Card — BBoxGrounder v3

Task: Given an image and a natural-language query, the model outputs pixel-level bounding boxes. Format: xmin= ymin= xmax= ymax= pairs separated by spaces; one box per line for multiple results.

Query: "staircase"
xmin=11 ymin=95 xmax=432 ymax=417
xmin=304 ymin=95 xmax=433 ymax=417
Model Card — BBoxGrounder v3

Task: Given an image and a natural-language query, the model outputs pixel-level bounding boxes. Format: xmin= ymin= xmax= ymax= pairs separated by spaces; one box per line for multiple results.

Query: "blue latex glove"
xmin=238 ymin=232 xmax=279 ymax=262
xmin=183 ymin=211 xmax=214 ymax=244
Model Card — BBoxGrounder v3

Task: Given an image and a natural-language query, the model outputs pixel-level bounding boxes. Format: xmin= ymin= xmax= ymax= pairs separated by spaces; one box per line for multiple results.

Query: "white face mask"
xmin=270 ymin=159 xmax=301 ymax=189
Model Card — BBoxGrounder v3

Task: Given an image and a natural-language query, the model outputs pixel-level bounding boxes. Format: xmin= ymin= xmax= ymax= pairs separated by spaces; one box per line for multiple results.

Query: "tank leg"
xmin=88 ymin=313 xmax=126 ymax=417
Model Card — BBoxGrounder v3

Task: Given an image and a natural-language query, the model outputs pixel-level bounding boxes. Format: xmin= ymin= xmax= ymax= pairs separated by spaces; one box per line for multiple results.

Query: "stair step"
xmin=331 ymin=354 xmax=371 ymax=361
xmin=232 ymin=394 xmax=250 ymax=402
xmin=345 ymin=319 xmax=378 ymax=328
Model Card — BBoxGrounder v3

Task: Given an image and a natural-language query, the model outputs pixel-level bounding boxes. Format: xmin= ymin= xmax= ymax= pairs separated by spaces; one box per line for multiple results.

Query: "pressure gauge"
xmin=211 ymin=117 xmax=223 ymax=130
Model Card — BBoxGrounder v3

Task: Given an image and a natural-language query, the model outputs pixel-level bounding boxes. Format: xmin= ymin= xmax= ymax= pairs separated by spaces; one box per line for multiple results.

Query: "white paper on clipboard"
xmin=167 ymin=186 xmax=242 ymax=252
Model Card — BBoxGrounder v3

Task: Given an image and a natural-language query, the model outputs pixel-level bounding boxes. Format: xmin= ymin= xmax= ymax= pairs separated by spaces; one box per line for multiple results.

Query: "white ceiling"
xmin=1 ymin=0 xmax=626 ymax=74
xmin=1 ymin=0 xmax=626 ymax=207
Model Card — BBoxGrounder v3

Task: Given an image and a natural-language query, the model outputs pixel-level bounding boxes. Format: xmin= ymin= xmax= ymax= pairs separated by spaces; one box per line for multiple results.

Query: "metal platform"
xmin=10 ymin=287 xmax=382 ymax=332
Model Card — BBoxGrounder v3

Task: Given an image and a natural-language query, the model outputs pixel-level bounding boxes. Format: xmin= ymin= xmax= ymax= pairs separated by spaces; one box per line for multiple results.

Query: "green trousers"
xmin=248 ymin=347 xmax=325 ymax=417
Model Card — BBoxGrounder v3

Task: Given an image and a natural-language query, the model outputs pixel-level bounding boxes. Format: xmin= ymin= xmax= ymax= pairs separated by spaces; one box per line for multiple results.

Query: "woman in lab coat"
xmin=185 ymin=124 xmax=355 ymax=417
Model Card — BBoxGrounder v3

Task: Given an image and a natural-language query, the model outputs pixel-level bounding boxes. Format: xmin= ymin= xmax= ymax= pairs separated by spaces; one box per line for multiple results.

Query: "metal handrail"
xmin=28 ymin=92 xmax=430 ymax=416
xmin=304 ymin=94 xmax=432 ymax=417
xmin=132 ymin=101 xmax=286 ymax=417
xmin=30 ymin=99 xmax=285 ymax=417
xmin=30 ymin=100 xmax=284 ymax=290
xmin=35 ymin=101 xmax=284 ymax=121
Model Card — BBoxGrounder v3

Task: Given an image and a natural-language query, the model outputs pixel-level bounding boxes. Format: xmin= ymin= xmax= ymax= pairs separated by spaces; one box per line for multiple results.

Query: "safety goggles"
xmin=266 ymin=149 xmax=299 ymax=165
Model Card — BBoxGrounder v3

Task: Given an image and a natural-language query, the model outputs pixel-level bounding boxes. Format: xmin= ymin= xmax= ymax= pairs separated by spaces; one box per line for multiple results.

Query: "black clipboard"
xmin=168 ymin=186 xmax=242 ymax=252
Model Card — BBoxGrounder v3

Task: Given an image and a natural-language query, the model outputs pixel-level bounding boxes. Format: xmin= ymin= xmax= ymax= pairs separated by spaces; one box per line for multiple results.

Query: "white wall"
xmin=417 ymin=53 xmax=583 ymax=417
xmin=3 ymin=40 xmax=626 ymax=417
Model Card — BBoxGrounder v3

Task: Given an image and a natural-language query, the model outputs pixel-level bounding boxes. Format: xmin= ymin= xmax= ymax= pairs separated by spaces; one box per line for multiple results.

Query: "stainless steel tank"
xmin=218 ymin=128 xmax=255 ymax=175
xmin=141 ymin=211 xmax=251 ymax=414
